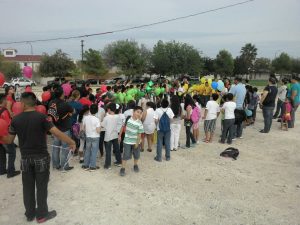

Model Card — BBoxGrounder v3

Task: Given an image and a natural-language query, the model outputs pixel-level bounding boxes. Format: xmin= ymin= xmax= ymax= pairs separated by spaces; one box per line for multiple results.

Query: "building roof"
xmin=4 ymin=55 xmax=42 ymax=62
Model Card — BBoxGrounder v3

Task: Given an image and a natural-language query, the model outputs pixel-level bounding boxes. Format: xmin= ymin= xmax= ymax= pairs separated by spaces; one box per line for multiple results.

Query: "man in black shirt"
xmin=0 ymin=92 xmax=76 ymax=223
xmin=48 ymin=87 xmax=74 ymax=171
xmin=259 ymin=77 xmax=278 ymax=133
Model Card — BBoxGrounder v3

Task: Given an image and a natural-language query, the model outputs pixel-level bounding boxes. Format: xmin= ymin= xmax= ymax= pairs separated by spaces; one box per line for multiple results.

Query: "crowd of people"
xmin=0 ymin=74 xmax=299 ymax=223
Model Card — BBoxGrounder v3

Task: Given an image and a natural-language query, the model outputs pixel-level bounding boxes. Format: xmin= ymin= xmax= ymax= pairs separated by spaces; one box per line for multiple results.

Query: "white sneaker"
xmin=196 ymin=141 xmax=200 ymax=144
xmin=238 ymin=136 xmax=243 ymax=139
xmin=232 ymin=138 xmax=236 ymax=141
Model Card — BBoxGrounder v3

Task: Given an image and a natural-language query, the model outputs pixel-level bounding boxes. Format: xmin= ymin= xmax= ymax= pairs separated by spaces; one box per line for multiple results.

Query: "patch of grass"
xmin=248 ymin=80 xmax=267 ymax=87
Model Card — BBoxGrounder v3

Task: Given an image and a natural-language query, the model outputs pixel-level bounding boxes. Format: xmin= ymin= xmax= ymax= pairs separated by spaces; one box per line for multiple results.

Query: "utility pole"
xmin=81 ymin=40 xmax=84 ymax=79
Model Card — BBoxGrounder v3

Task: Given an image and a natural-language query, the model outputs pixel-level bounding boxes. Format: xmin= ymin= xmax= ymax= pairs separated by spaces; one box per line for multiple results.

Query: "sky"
xmin=0 ymin=0 xmax=299 ymax=60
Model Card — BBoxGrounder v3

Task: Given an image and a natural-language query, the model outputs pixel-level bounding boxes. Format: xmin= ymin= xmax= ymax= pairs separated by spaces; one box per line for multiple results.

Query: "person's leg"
xmin=83 ymin=138 xmax=92 ymax=167
xmin=221 ymin=119 xmax=229 ymax=142
xmin=90 ymin=138 xmax=99 ymax=168
xmin=170 ymin=124 xmax=175 ymax=150
xmin=164 ymin=131 xmax=171 ymax=160
xmin=264 ymin=107 xmax=274 ymax=132
xmin=22 ymin=159 xmax=36 ymax=219
xmin=0 ymin=144 xmax=7 ymax=174
xmin=120 ymin=132 xmax=125 ymax=153
xmin=35 ymin=157 xmax=50 ymax=219
xmin=189 ymin=127 xmax=196 ymax=144
xmin=185 ymin=125 xmax=191 ymax=147
xmin=79 ymin=138 xmax=85 ymax=162
xmin=5 ymin=143 xmax=16 ymax=175
xmin=236 ymin=122 xmax=243 ymax=138
xmin=146 ymin=134 xmax=153 ymax=151
xmin=60 ymin=131 xmax=71 ymax=169
xmin=112 ymin=139 xmax=122 ymax=164
xmin=155 ymin=131 xmax=163 ymax=161
xmin=227 ymin=119 xmax=235 ymax=144
xmin=99 ymin=131 xmax=105 ymax=157
xmin=104 ymin=141 xmax=112 ymax=167
xmin=174 ymin=124 xmax=181 ymax=149
xmin=289 ymin=104 xmax=299 ymax=128
xmin=273 ymin=99 xmax=283 ymax=118
xmin=51 ymin=136 xmax=61 ymax=169
xmin=253 ymin=106 xmax=257 ymax=122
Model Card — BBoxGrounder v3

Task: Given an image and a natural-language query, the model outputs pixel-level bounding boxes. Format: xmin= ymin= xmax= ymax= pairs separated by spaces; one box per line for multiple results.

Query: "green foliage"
xmin=151 ymin=40 xmax=202 ymax=77
xmin=233 ymin=56 xmax=248 ymax=75
xmin=254 ymin=57 xmax=271 ymax=74
xmin=39 ymin=49 xmax=75 ymax=77
xmin=202 ymin=57 xmax=215 ymax=75
xmin=271 ymin=52 xmax=292 ymax=74
xmin=291 ymin=58 xmax=300 ymax=74
xmin=82 ymin=48 xmax=107 ymax=76
xmin=234 ymin=43 xmax=258 ymax=75
xmin=214 ymin=50 xmax=234 ymax=77
xmin=0 ymin=55 xmax=21 ymax=80
xmin=102 ymin=39 xmax=149 ymax=76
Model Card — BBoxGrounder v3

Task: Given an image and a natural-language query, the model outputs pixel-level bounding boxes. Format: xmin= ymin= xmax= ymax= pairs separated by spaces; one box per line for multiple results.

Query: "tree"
xmin=151 ymin=40 xmax=202 ymax=77
xmin=291 ymin=58 xmax=300 ymax=74
xmin=102 ymin=39 xmax=148 ymax=76
xmin=39 ymin=49 xmax=75 ymax=77
xmin=0 ymin=55 xmax=21 ymax=80
xmin=82 ymin=48 xmax=107 ymax=76
xmin=272 ymin=52 xmax=292 ymax=74
xmin=240 ymin=43 xmax=257 ymax=74
xmin=214 ymin=50 xmax=234 ymax=77
xmin=233 ymin=56 xmax=248 ymax=75
xmin=202 ymin=57 xmax=215 ymax=75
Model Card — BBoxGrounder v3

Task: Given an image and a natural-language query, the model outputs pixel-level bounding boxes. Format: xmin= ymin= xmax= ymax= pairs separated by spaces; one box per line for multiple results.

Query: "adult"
xmin=289 ymin=75 xmax=300 ymax=128
xmin=229 ymin=77 xmax=246 ymax=138
xmin=273 ymin=78 xmax=288 ymax=119
xmin=0 ymin=92 xmax=75 ymax=223
xmin=49 ymin=87 xmax=74 ymax=171
xmin=259 ymin=77 xmax=278 ymax=133
xmin=154 ymin=98 xmax=174 ymax=162
xmin=0 ymin=94 xmax=20 ymax=178
xmin=79 ymin=89 xmax=92 ymax=107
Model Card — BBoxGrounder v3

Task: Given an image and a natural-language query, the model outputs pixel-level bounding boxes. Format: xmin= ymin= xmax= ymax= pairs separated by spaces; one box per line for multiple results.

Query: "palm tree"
xmin=240 ymin=43 xmax=258 ymax=78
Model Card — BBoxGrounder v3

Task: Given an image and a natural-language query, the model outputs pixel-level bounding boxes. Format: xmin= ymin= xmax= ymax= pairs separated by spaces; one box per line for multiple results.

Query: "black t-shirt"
xmin=263 ymin=85 xmax=278 ymax=107
xmin=9 ymin=111 xmax=54 ymax=157
xmin=52 ymin=99 xmax=74 ymax=132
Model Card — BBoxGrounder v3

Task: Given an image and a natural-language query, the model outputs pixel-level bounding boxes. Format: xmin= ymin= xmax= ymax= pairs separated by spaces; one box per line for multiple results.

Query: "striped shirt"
xmin=124 ymin=118 xmax=144 ymax=145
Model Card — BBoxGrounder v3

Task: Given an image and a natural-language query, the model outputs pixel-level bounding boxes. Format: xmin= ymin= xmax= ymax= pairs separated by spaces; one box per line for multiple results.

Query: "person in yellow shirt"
xmin=203 ymin=82 xmax=212 ymax=106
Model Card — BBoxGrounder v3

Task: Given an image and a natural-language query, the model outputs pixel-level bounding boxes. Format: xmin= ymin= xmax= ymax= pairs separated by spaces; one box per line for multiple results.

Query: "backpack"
xmin=47 ymin=101 xmax=59 ymax=124
xmin=159 ymin=109 xmax=170 ymax=133
xmin=220 ymin=147 xmax=239 ymax=160
xmin=72 ymin=122 xmax=81 ymax=139
xmin=191 ymin=106 xmax=200 ymax=123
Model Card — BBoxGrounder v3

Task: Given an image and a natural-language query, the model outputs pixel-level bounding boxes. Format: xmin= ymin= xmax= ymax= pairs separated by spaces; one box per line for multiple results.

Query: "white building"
xmin=2 ymin=49 xmax=42 ymax=72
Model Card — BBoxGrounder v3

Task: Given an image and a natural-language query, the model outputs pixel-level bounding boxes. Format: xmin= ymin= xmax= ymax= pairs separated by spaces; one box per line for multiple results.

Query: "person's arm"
xmin=6 ymin=101 xmax=13 ymax=117
xmin=141 ymin=110 xmax=147 ymax=122
xmin=202 ymin=109 xmax=208 ymax=120
xmin=0 ymin=134 xmax=15 ymax=144
xmin=260 ymin=89 xmax=269 ymax=105
xmin=49 ymin=127 xmax=76 ymax=151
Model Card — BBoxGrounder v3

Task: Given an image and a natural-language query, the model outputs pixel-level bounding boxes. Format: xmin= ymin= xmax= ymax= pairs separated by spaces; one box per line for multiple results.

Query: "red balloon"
xmin=12 ymin=102 xmax=24 ymax=116
xmin=35 ymin=105 xmax=47 ymax=114
xmin=0 ymin=119 xmax=9 ymax=136
xmin=0 ymin=72 xmax=5 ymax=86
xmin=41 ymin=91 xmax=51 ymax=102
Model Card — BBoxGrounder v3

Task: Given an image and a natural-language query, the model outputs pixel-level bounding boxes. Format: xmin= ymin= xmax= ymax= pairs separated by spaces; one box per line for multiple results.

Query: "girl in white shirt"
xmin=141 ymin=102 xmax=156 ymax=152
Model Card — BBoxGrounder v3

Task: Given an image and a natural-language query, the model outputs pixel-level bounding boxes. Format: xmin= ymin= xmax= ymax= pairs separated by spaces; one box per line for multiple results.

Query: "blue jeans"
xmin=262 ymin=106 xmax=274 ymax=132
xmin=52 ymin=130 xmax=71 ymax=169
xmin=84 ymin=137 xmax=99 ymax=168
xmin=156 ymin=130 xmax=171 ymax=160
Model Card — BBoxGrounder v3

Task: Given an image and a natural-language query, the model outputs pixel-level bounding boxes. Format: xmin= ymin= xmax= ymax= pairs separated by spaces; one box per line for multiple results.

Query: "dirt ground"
xmin=0 ymin=89 xmax=300 ymax=225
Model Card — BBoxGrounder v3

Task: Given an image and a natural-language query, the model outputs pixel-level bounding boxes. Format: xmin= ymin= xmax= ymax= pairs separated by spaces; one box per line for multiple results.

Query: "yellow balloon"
xmin=208 ymin=78 xmax=212 ymax=85
xmin=200 ymin=77 xmax=206 ymax=84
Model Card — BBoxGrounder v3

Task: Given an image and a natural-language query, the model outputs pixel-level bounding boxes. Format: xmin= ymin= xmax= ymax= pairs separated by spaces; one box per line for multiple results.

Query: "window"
xmin=24 ymin=63 xmax=28 ymax=66
xmin=5 ymin=51 xmax=14 ymax=55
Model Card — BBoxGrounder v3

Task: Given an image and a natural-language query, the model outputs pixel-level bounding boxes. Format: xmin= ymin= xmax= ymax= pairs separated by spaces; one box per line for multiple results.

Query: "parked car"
xmin=87 ymin=79 xmax=98 ymax=85
xmin=1 ymin=81 xmax=12 ymax=88
xmin=47 ymin=77 xmax=66 ymax=85
xmin=104 ymin=79 xmax=115 ymax=85
xmin=69 ymin=79 xmax=85 ymax=87
xmin=11 ymin=78 xmax=36 ymax=88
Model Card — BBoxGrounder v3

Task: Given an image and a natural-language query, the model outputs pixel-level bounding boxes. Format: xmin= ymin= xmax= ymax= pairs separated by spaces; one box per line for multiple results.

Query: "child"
xmin=141 ymin=101 xmax=156 ymax=152
xmin=82 ymin=104 xmax=101 ymax=171
xmin=102 ymin=103 xmax=122 ymax=169
xmin=203 ymin=93 xmax=220 ymax=143
xmin=219 ymin=93 xmax=236 ymax=144
xmin=281 ymin=98 xmax=292 ymax=131
xmin=183 ymin=94 xmax=197 ymax=149
xmin=250 ymin=87 xmax=260 ymax=124
xmin=170 ymin=95 xmax=183 ymax=151
xmin=192 ymin=95 xmax=202 ymax=144
xmin=118 ymin=106 xmax=144 ymax=176
xmin=78 ymin=105 xmax=90 ymax=163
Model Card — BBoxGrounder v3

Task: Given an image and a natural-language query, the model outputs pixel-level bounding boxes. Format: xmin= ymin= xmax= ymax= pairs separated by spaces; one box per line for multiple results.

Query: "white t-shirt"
xmin=117 ymin=114 xmax=125 ymax=133
xmin=154 ymin=107 xmax=174 ymax=130
xmin=83 ymin=114 xmax=101 ymax=138
xmin=102 ymin=114 xmax=119 ymax=142
xmin=205 ymin=101 xmax=220 ymax=120
xmin=123 ymin=109 xmax=133 ymax=119
xmin=222 ymin=101 xmax=236 ymax=120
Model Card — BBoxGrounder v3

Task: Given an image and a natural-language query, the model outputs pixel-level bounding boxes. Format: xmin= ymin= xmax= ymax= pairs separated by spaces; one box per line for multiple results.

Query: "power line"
xmin=0 ymin=0 xmax=254 ymax=45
